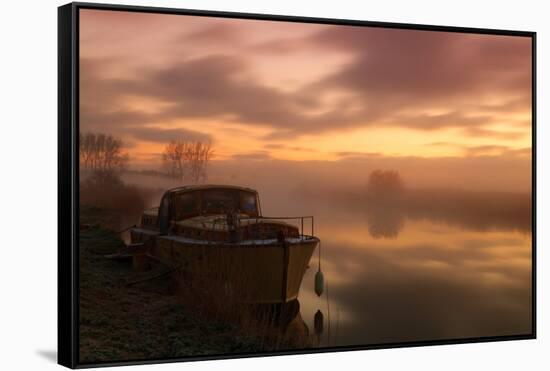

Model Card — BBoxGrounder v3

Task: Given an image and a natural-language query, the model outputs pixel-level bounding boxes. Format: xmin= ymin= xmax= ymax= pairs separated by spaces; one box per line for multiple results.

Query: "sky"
xmin=79 ymin=9 xmax=532 ymax=190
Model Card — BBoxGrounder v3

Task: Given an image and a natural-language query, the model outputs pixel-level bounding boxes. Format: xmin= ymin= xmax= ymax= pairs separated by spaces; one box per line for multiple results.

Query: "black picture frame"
xmin=58 ymin=2 xmax=537 ymax=368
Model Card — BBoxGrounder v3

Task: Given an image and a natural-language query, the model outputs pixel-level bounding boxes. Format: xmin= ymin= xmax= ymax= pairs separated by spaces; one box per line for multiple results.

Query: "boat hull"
xmin=130 ymin=228 xmax=319 ymax=304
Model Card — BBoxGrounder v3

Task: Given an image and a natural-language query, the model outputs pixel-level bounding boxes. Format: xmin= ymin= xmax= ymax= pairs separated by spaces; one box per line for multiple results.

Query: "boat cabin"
xmin=145 ymin=185 xmax=262 ymax=233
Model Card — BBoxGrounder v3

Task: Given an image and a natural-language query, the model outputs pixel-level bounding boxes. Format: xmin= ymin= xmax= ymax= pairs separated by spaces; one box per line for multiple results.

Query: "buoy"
xmin=315 ymin=270 xmax=324 ymax=297
xmin=314 ymin=309 xmax=324 ymax=336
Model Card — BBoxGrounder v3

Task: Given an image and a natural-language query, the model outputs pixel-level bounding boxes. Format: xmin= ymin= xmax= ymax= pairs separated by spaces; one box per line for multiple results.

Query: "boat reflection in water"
xmin=127 ymin=185 xmax=320 ymax=347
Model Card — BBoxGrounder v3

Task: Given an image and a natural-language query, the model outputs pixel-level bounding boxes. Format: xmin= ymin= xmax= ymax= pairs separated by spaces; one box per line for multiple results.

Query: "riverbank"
xmin=78 ymin=206 xmax=310 ymax=364
xmin=79 ymin=208 xmax=266 ymax=363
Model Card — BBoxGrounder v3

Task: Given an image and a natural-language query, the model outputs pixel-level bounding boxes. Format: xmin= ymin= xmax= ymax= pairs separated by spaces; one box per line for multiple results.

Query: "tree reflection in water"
xmin=366 ymin=205 xmax=405 ymax=239
xmin=365 ymin=169 xmax=406 ymax=239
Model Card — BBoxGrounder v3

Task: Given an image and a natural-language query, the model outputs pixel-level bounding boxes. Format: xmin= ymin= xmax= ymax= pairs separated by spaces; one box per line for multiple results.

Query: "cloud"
xmin=80 ymin=109 xmax=157 ymax=128
xmin=79 ymin=58 xmax=153 ymax=130
xmin=252 ymin=37 xmax=310 ymax=55
xmin=129 ymin=126 xmax=212 ymax=143
xmin=310 ymin=27 xmax=531 ymax=98
xmin=80 ymin=23 xmax=532 ymax=142
xmin=181 ymin=23 xmax=243 ymax=45
xmin=141 ymin=55 xmax=309 ymax=126
xmin=423 ymin=141 xmax=532 ymax=158
xmin=231 ymin=151 xmax=272 ymax=160
xmin=425 ymin=141 xmax=456 ymax=147
xmin=390 ymin=111 xmax=495 ymax=130
xmin=264 ymin=143 xmax=318 ymax=152
xmin=462 ymin=127 xmax=526 ymax=140
xmin=263 ymin=143 xmax=284 ymax=150
xmin=295 ymin=27 xmax=532 ymax=134
xmin=82 ymin=54 xmax=352 ymax=141
xmin=335 ymin=151 xmax=383 ymax=160
xmin=463 ymin=145 xmax=532 ymax=157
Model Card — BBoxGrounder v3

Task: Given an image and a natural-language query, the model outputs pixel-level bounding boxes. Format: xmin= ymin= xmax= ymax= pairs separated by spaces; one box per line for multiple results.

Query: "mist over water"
xmin=299 ymin=207 xmax=531 ymax=346
xmin=115 ymin=156 xmax=532 ymax=347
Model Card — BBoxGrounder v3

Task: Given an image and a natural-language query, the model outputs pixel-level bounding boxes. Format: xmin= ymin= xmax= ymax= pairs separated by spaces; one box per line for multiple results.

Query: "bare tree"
xmin=162 ymin=140 xmax=214 ymax=183
xmin=162 ymin=140 xmax=186 ymax=179
xmin=79 ymin=132 xmax=129 ymax=175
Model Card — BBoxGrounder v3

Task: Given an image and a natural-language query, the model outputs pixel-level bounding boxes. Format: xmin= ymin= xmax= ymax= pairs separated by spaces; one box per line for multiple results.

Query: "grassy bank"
xmin=78 ymin=206 xmax=310 ymax=364
xmin=79 ymin=207 xmax=265 ymax=364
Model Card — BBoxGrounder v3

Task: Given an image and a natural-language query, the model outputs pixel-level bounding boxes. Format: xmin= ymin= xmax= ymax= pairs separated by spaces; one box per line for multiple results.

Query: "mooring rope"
xmin=318 ymin=240 xmax=322 ymax=271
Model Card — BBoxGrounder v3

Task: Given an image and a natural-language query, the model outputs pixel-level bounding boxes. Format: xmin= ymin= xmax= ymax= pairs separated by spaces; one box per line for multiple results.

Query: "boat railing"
xmin=238 ymin=215 xmax=315 ymax=240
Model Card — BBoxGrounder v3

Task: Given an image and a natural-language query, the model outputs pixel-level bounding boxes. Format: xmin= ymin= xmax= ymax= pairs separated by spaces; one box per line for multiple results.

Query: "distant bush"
xmin=80 ymin=171 xmax=148 ymax=219
xmin=367 ymin=170 xmax=404 ymax=195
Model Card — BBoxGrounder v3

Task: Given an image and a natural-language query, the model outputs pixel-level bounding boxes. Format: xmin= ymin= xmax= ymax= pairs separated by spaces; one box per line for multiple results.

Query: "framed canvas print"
xmin=58 ymin=2 xmax=536 ymax=368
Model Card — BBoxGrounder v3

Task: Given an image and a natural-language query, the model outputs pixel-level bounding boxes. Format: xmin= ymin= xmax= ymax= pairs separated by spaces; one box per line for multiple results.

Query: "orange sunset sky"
xmin=79 ymin=9 xmax=532 ymax=171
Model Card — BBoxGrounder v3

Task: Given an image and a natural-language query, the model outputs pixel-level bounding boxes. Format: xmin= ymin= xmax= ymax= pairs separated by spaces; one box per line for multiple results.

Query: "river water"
xmin=296 ymin=204 xmax=532 ymax=347
xmin=118 ymin=172 xmax=533 ymax=349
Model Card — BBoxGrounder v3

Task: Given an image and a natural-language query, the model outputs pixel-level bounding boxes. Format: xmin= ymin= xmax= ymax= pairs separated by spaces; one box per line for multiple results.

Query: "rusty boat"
xmin=129 ymin=185 xmax=320 ymax=304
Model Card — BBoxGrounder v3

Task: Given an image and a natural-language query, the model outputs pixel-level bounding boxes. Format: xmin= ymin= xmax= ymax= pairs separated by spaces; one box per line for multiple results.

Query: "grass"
xmin=78 ymin=206 xmax=310 ymax=364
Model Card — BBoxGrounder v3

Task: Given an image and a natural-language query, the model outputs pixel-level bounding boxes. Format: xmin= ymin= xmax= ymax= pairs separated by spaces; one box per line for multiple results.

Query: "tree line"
xmin=80 ymin=131 xmax=401 ymax=190
xmin=79 ymin=132 xmax=213 ymax=184
xmin=162 ymin=140 xmax=213 ymax=183
xmin=79 ymin=132 xmax=128 ymax=174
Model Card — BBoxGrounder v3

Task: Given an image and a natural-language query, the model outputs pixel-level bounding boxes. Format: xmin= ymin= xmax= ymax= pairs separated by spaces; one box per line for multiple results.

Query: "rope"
xmin=318 ymin=240 xmax=322 ymax=271
xmin=326 ymin=280 xmax=331 ymax=346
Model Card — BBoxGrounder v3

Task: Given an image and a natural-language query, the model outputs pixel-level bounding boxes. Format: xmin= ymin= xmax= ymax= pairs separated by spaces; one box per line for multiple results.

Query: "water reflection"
xmin=252 ymin=300 xmax=311 ymax=348
xmin=98 ymin=174 xmax=533 ymax=351
xmin=298 ymin=206 xmax=532 ymax=347
xmin=366 ymin=205 xmax=405 ymax=239
xmin=360 ymin=189 xmax=532 ymax=240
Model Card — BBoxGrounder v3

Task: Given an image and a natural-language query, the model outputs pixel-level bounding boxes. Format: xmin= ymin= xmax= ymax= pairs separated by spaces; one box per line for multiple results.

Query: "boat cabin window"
xmin=201 ymin=189 xmax=258 ymax=216
xmin=240 ymin=192 xmax=257 ymax=214
xmin=202 ymin=189 xmax=238 ymax=213
xmin=173 ymin=191 xmax=199 ymax=220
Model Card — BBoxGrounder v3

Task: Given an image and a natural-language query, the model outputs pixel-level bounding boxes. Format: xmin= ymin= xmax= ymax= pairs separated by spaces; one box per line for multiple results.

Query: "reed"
xmin=171 ymin=251 xmax=312 ymax=350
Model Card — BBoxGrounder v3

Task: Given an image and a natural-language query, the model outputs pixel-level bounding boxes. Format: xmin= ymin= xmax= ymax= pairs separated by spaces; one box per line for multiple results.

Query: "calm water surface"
xmin=296 ymin=207 xmax=532 ymax=347
xmin=119 ymin=174 xmax=532 ymax=349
